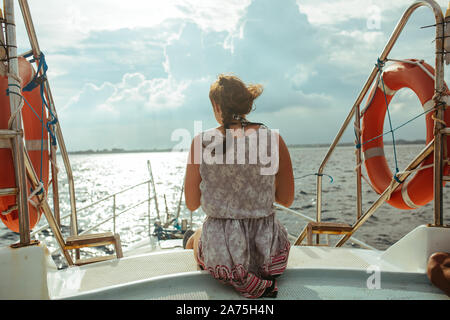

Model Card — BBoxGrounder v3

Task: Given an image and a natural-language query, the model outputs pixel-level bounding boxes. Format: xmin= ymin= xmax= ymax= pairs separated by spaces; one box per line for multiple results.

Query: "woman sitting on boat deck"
xmin=183 ymin=74 xmax=294 ymax=298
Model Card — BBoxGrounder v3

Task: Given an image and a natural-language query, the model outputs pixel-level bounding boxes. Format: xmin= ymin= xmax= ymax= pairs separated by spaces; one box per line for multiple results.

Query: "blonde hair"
xmin=209 ymin=74 xmax=263 ymax=127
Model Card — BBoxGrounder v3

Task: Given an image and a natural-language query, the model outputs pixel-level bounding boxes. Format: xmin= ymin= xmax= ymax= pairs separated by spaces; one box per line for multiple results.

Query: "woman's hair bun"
xmin=210 ymin=73 xmax=263 ymax=117
xmin=247 ymin=84 xmax=264 ymax=100
xmin=218 ymin=75 xmax=227 ymax=86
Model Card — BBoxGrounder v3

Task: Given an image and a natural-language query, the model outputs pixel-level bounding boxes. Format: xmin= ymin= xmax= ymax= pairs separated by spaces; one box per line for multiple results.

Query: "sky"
xmin=12 ymin=0 xmax=449 ymax=151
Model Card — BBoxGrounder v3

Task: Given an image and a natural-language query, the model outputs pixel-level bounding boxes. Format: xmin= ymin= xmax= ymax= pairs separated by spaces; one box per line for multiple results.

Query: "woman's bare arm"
xmin=275 ymin=134 xmax=294 ymax=207
xmin=184 ymin=135 xmax=202 ymax=211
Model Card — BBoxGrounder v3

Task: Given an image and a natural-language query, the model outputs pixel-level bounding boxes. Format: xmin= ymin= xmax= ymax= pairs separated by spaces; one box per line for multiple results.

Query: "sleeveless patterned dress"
xmin=196 ymin=126 xmax=290 ymax=298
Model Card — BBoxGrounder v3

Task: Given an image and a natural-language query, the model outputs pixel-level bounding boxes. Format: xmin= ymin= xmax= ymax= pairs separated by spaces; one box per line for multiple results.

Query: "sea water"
xmin=1 ymin=144 xmax=449 ymax=264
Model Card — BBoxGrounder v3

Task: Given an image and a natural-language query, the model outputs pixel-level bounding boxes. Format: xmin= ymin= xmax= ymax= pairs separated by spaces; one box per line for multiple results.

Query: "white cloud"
xmin=115 ymin=74 xmax=190 ymax=111
xmin=337 ymin=30 xmax=383 ymax=45
xmin=296 ymin=0 xmax=413 ymax=26
xmin=63 ymin=72 xmax=190 ymax=121
xmin=15 ymin=0 xmax=440 ymax=150
xmin=20 ymin=0 xmax=251 ymax=52
xmin=285 ymin=63 xmax=318 ymax=89
xmin=177 ymin=0 xmax=252 ymax=34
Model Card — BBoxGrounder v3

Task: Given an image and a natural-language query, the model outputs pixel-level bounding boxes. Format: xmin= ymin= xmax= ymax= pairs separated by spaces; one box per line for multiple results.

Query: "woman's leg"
xmin=185 ymin=228 xmax=203 ymax=268
xmin=427 ymin=252 xmax=450 ymax=297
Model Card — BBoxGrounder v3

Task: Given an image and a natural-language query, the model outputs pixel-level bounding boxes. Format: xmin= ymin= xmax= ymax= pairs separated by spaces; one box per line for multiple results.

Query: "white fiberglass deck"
xmin=50 ymin=225 xmax=450 ymax=300
xmin=61 ymin=268 xmax=446 ymax=300
xmin=1 ymin=225 xmax=449 ymax=299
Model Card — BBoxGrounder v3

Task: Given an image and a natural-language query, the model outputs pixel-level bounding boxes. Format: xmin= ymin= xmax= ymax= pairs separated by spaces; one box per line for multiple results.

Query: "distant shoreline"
xmin=64 ymin=139 xmax=426 ymax=155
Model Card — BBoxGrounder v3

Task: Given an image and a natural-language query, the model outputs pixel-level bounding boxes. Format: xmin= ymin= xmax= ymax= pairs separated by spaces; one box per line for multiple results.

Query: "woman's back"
xmin=183 ymin=74 xmax=293 ymax=299
xmin=199 ymin=126 xmax=278 ymax=219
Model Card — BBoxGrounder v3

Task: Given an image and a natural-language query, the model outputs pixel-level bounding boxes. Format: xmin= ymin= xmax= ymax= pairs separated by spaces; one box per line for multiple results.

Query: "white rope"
xmin=28 ymin=182 xmax=44 ymax=209
xmin=353 ymin=147 xmax=378 ymax=192
xmin=432 ymin=113 xmax=447 ymax=127
xmin=5 ymin=67 xmax=25 ymax=128
xmin=1 ymin=205 xmax=17 ymax=216
xmin=386 ymin=178 xmax=398 ymax=200
xmin=361 ymin=173 xmax=375 ymax=190
xmin=7 ymin=88 xmax=25 ymax=129
xmin=395 ymin=163 xmax=434 ymax=177
xmin=49 ymin=155 xmax=60 ymax=173
xmin=387 ymin=162 xmax=439 ymax=200
xmin=28 ymin=182 xmax=44 ymax=199
xmin=7 ymin=72 xmax=23 ymax=85
xmin=0 ymin=182 xmax=45 ymax=215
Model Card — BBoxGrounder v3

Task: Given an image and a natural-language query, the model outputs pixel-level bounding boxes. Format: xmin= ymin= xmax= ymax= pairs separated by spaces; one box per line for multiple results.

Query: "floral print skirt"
xmin=196 ymin=213 xmax=290 ymax=298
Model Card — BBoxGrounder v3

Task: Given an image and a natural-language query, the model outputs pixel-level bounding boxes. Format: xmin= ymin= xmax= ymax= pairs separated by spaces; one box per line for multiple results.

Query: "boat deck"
xmin=60 ymin=268 xmax=446 ymax=300
xmin=1 ymin=225 xmax=449 ymax=300
xmin=50 ymin=225 xmax=450 ymax=300
xmin=49 ymin=245 xmax=448 ymax=300
xmin=48 ymin=246 xmax=371 ymax=298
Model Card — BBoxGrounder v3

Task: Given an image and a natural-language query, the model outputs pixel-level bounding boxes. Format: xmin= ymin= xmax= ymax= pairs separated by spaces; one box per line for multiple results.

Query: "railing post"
xmin=175 ymin=174 xmax=185 ymax=222
xmin=113 ymin=195 xmax=116 ymax=234
xmin=147 ymin=160 xmax=160 ymax=220
xmin=355 ymin=104 xmax=363 ymax=220
xmin=18 ymin=0 xmax=78 ymax=237
xmin=163 ymin=194 xmax=170 ymax=228
xmin=4 ymin=0 xmax=31 ymax=246
xmin=50 ymin=145 xmax=61 ymax=227
xmin=431 ymin=0 xmax=446 ymax=227
xmin=147 ymin=181 xmax=151 ymax=237
xmin=23 ymin=150 xmax=73 ymax=264
xmin=315 ymin=174 xmax=322 ymax=245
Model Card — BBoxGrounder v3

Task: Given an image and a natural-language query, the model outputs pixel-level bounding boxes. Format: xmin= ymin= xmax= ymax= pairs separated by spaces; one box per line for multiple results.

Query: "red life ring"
xmin=361 ymin=59 xmax=450 ymax=210
xmin=0 ymin=57 xmax=49 ymax=232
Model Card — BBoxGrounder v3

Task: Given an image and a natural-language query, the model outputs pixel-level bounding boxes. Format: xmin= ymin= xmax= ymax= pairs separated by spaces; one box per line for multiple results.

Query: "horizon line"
xmin=61 ymin=139 xmax=427 ymax=155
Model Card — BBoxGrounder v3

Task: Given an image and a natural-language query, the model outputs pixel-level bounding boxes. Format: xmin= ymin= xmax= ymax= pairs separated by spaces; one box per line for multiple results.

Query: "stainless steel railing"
xmin=29 ymin=176 xmax=377 ymax=254
xmin=273 ymin=203 xmax=377 ymax=250
xmin=314 ymin=0 xmax=447 ymax=246
xmin=30 ymin=180 xmax=155 ymax=238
